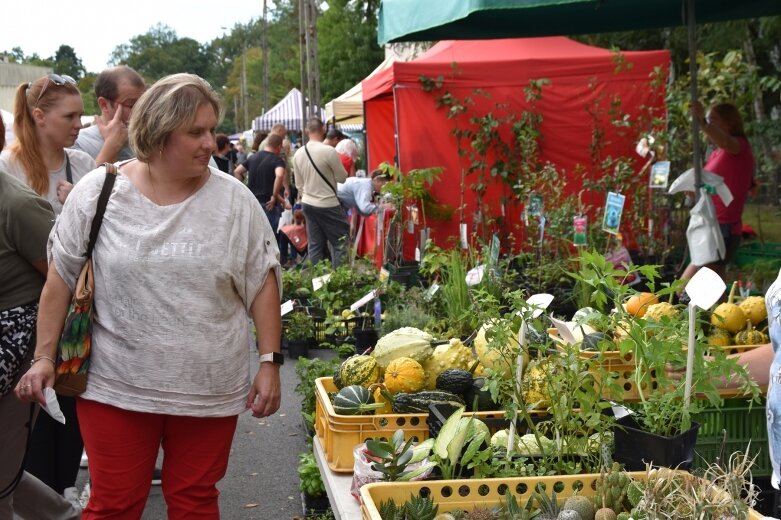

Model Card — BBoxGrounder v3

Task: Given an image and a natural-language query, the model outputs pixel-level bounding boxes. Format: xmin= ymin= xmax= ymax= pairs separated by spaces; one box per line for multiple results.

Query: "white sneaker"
xmin=80 ymin=450 xmax=88 ymax=469
xmin=79 ymin=482 xmax=91 ymax=508
xmin=63 ymin=486 xmax=82 ymax=512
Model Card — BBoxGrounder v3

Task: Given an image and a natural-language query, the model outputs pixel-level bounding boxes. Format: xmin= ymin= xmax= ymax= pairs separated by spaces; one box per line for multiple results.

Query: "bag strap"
xmin=65 ymin=154 xmax=73 ymax=184
xmin=85 ymin=163 xmax=118 ymax=259
xmin=303 ymin=144 xmax=337 ymax=195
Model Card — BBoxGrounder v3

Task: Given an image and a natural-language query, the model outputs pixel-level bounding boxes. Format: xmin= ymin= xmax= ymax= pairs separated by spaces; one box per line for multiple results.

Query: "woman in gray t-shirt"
xmin=16 ymin=74 xmax=282 ymax=518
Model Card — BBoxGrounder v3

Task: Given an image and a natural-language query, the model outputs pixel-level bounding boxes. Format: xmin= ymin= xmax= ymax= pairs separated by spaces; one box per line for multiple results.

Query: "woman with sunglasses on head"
xmin=0 ymin=73 xmax=96 ymax=215
xmin=1 ymin=73 xmax=96 ymax=500
xmin=0 ymin=104 xmax=82 ymax=520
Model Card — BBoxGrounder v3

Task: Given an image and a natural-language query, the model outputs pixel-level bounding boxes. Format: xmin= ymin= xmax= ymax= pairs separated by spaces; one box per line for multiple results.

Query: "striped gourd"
xmin=392 ymin=390 xmax=465 ymax=414
xmin=332 ymin=385 xmax=384 ymax=415
xmin=339 ymin=355 xmax=381 ymax=388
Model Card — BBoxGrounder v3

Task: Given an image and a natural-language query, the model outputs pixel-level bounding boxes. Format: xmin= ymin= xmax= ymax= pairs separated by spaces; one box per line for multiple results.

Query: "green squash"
xmin=332 ymin=385 xmax=385 ymax=415
xmin=435 ymin=369 xmax=473 ymax=398
xmin=392 ymin=390 xmax=465 ymax=414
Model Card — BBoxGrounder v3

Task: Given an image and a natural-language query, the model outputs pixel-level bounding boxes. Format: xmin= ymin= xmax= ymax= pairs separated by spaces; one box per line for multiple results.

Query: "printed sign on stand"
xmin=602 ymin=192 xmax=625 ymax=235
xmin=649 ymin=161 xmax=671 ymax=189
xmin=573 ymin=215 xmax=587 ymax=246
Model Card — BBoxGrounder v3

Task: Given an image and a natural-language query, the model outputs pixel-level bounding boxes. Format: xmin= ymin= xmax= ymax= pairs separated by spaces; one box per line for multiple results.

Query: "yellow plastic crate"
xmin=315 ymin=377 xmax=509 ymax=473
xmin=359 ymin=472 xmax=764 ymax=519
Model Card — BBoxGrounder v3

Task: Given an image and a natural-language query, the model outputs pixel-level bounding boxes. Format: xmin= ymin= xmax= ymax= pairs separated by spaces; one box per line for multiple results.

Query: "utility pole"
xmin=262 ymin=0 xmax=269 ymax=113
xmin=310 ymin=0 xmax=321 ymax=113
xmin=242 ymin=46 xmax=248 ymax=130
xmin=233 ymin=96 xmax=239 ymax=133
xmin=299 ymin=0 xmax=307 ymax=139
xmin=299 ymin=0 xmax=321 ymax=121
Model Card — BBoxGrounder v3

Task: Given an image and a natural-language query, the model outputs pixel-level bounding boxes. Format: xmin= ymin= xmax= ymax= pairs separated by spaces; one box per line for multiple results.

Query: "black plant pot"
xmin=301 ymin=491 xmax=331 ymax=517
xmin=354 ymin=328 xmax=378 ymax=351
xmin=287 ymin=339 xmax=310 ymax=360
xmin=613 ymin=414 xmax=700 ymax=471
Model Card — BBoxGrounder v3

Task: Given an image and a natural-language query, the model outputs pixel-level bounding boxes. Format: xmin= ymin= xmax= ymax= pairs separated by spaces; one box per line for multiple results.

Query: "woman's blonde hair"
xmin=129 ymin=73 xmax=222 ymax=162
xmin=10 ymin=76 xmax=81 ymax=196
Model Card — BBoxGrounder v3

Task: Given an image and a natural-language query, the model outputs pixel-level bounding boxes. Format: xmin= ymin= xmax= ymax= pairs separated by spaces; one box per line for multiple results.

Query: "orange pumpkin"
xmin=383 ymin=357 xmax=426 ymax=394
xmin=625 ymin=292 xmax=659 ymax=317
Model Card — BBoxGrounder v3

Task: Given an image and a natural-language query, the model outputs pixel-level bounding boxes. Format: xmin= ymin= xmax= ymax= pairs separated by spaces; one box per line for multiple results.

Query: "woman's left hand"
xmin=57 ymin=179 xmax=74 ymax=203
xmin=247 ymin=363 xmax=281 ymax=418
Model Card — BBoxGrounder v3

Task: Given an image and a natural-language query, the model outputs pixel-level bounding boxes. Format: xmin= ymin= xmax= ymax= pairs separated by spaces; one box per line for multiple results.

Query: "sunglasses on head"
xmin=29 ymin=73 xmax=77 ymax=104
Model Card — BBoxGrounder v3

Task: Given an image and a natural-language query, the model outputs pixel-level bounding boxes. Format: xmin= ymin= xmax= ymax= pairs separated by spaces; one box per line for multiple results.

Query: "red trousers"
xmin=77 ymin=399 xmax=238 ymax=520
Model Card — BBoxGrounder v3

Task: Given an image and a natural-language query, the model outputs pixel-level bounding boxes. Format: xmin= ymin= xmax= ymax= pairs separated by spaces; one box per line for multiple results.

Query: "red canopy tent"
xmin=362 ymin=37 xmax=669 ymax=257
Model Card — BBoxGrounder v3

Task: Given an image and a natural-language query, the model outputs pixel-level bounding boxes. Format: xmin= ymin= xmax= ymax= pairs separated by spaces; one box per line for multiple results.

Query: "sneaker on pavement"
xmin=151 ymin=468 xmax=162 ymax=486
xmin=63 ymin=486 xmax=83 ymax=513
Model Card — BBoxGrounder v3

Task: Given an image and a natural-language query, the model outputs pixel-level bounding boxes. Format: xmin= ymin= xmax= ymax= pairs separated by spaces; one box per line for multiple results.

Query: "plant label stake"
xmin=280 ymin=300 xmax=295 ymax=316
xmin=507 ymin=293 xmax=553 ymax=456
xmin=682 ymin=267 xmax=726 ymax=430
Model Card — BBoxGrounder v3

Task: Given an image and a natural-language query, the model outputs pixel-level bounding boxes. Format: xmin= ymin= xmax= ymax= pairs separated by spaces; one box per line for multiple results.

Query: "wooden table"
xmin=313 ymin=436 xmax=362 ymax=520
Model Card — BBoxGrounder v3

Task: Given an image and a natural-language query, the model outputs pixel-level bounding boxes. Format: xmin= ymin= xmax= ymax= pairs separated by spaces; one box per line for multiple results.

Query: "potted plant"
xmin=285 ymin=310 xmax=315 ymax=359
xmin=297 ymin=451 xmax=330 ymax=517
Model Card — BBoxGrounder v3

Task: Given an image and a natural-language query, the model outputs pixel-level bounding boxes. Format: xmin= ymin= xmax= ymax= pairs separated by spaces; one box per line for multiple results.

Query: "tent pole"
xmin=687 ymin=0 xmax=703 ymax=200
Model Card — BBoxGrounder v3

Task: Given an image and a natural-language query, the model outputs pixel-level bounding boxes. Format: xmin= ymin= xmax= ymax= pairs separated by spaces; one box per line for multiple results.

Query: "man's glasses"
xmin=29 ymin=73 xmax=77 ymax=104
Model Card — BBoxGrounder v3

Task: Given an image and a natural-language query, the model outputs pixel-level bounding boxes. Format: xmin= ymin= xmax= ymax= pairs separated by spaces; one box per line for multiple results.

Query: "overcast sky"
xmin=1 ymin=1 xmax=267 ymax=73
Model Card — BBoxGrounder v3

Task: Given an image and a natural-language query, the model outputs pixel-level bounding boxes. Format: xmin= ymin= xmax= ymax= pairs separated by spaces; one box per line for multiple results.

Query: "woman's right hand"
xmin=15 ymin=359 xmax=56 ymax=405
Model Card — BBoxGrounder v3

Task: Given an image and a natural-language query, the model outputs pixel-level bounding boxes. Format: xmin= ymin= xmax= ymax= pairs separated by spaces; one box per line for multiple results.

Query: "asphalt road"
xmin=75 ymin=344 xmax=334 ymax=519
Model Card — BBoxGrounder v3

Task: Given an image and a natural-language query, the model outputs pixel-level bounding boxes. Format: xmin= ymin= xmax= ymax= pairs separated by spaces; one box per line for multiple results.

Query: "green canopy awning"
xmin=379 ymin=0 xmax=781 ymax=44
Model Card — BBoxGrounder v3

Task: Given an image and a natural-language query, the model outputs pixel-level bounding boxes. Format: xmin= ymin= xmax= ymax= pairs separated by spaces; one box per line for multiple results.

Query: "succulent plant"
xmin=593 ymin=462 xmax=631 ymax=513
xmin=562 ymin=495 xmax=593 ymax=520
xmin=534 ymin=486 xmax=560 ymax=520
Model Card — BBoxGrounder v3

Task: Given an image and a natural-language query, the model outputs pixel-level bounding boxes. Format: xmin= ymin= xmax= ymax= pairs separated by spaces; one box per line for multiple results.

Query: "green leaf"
xmin=433 ymin=407 xmax=464 ymax=460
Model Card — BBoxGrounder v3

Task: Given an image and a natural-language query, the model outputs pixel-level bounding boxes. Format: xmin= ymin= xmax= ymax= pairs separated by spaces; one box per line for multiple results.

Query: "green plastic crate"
xmin=734 ymin=241 xmax=781 ymax=269
xmin=693 ymin=402 xmax=770 ymax=477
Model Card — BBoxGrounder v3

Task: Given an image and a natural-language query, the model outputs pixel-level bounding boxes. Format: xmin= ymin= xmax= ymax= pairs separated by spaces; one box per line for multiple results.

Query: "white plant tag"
xmin=350 ymin=289 xmax=377 ymax=312
xmin=684 ymin=267 xmax=726 ymax=309
xmin=460 ymin=223 xmax=468 ymax=249
xmin=425 ymin=283 xmax=440 ymax=300
xmin=550 ymin=316 xmax=577 ymax=345
xmin=465 ymin=265 xmax=485 ymax=286
xmin=525 ymin=293 xmax=554 ymax=319
xmin=280 ymin=300 xmax=295 ymax=316
xmin=312 ymin=274 xmax=332 ymax=291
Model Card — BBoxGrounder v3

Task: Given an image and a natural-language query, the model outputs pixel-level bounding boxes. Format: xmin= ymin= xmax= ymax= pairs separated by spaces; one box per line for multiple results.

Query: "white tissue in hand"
xmin=42 ymin=387 xmax=66 ymax=424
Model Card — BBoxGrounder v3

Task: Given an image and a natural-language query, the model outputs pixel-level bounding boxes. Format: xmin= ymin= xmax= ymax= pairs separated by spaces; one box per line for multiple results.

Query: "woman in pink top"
xmin=681 ymin=101 xmax=755 ymax=282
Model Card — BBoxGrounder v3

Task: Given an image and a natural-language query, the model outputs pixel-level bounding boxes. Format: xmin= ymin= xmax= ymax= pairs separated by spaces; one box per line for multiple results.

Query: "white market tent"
xmin=252 ymin=88 xmax=324 ymax=133
xmin=324 ymin=57 xmax=395 ymax=126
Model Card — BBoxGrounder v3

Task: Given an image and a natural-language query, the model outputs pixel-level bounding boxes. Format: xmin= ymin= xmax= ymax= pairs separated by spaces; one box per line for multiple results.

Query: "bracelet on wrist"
xmin=31 ymin=355 xmax=56 ymax=368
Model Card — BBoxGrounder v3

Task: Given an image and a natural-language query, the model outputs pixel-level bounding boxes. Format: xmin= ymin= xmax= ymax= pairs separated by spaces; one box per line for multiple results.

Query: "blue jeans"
xmin=262 ymin=204 xmax=281 ymax=233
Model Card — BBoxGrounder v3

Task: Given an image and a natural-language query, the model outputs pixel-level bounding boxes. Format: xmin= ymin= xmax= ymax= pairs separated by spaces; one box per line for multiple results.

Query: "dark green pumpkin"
xmin=332 ymin=385 xmax=384 ymax=415
xmin=392 ymin=390 xmax=465 ymax=414
xmin=465 ymin=377 xmax=500 ymax=411
xmin=582 ymin=331 xmax=609 ymax=351
xmin=435 ymin=369 xmax=474 ymax=397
